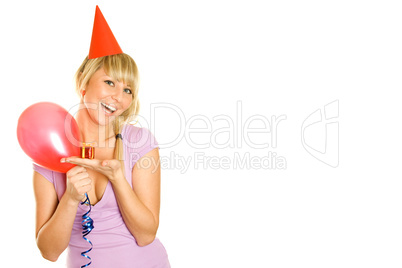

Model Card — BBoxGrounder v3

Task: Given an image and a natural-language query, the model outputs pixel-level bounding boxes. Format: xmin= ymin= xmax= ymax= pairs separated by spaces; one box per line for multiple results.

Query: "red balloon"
xmin=17 ymin=102 xmax=82 ymax=173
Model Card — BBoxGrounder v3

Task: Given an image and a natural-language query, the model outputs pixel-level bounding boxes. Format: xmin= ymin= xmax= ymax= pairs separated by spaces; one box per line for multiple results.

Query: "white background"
xmin=1 ymin=0 xmax=401 ymax=267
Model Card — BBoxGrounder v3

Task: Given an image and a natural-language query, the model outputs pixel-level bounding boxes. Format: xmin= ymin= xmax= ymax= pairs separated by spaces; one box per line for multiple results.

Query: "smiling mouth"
xmin=100 ymin=102 xmax=117 ymax=114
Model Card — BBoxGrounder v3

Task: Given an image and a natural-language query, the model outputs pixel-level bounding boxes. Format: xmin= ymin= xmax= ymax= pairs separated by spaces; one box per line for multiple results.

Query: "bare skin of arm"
xmin=34 ymin=167 xmax=91 ymax=261
xmin=112 ymin=148 xmax=161 ymax=246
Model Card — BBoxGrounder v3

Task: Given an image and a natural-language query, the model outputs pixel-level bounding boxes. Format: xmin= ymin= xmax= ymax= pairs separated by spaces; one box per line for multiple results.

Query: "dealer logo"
xmin=301 ymin=100 xmax=339 ymax=168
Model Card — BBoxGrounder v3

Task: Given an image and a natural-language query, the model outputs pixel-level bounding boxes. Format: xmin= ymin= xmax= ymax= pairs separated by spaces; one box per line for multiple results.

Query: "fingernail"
xmin=60 ymin=158 xmax=66 ymax=163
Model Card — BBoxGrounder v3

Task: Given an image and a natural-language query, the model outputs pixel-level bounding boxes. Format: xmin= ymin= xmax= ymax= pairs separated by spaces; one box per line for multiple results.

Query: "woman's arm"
xmin=111 ymin=148 xmax=161 ymax=246
xmin=33 ymin=166 xmax=91 ymax=261
xmin=64 ymin=148 xmax=161 ymax=246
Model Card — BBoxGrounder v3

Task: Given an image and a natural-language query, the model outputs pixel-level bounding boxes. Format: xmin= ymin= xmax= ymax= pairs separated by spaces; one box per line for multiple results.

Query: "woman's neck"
xmin=75 ymin=106 xmax=116 ymax=148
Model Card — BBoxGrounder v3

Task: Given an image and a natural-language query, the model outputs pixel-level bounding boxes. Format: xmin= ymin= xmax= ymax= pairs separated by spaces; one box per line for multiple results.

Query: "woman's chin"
xmin=88 ymin=109 xmax=123 ymax=127
xmin=94 ymin=115 xmax=116 ymax=127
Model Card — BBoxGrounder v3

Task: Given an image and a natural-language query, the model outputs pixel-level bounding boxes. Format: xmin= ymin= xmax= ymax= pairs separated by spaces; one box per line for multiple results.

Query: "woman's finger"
xmin=102 ymin=160 xmax=120 ymax=170
xmin=78 ymin=177 xmax=92 ymax=187
xmin=65 ymin=157 xmax=101 ymax=168
xmin=66 ymin=166 xmax=87 ymax=177
xmin=71 ymin=171 xmax=90 ymax=182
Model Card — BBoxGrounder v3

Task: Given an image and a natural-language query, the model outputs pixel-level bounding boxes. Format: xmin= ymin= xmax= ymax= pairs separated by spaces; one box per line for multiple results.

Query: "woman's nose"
xmin=112 ymin=85 xmax=124 ymax=101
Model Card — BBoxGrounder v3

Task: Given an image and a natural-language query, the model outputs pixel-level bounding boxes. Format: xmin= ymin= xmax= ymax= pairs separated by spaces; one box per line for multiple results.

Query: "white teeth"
xmin=101 ymin=102 xmax=117 ymax=112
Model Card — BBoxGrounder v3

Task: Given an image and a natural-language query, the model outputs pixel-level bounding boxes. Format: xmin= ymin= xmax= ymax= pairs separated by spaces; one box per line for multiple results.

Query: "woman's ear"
xmin=80 ymin=88 xmax=86 ymax=99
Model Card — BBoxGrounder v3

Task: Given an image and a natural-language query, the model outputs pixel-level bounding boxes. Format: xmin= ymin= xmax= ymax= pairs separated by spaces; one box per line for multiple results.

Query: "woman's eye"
xmin=124 ymin=88 xmax=132 ymax=94
xmin=105 ymin=80 xmax=115 ymax=86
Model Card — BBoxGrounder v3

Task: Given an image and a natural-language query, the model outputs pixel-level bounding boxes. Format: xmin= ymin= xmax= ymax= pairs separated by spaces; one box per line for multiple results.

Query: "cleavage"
xmin=86 ymin=169 xmax=109 ymax=206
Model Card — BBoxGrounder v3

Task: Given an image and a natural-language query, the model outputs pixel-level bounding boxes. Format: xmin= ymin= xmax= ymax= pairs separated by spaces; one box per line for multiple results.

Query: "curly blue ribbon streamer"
xmin=80 ymin=193 xmax=94 ymax=267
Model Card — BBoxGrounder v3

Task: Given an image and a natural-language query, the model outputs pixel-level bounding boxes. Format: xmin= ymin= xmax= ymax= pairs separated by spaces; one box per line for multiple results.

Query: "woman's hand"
xmin=61 ymin=157 xmax=125 ymax=182
xmin=65 ymin=166 xmax=92 ymax=203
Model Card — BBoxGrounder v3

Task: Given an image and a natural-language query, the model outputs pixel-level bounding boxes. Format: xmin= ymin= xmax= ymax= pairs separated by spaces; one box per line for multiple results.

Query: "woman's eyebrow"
xmin=103 ymin=75 xmax=131 ymax=87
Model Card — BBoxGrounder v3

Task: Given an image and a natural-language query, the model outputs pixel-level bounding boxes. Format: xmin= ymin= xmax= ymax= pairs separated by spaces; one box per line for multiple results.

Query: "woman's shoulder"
xmin=122 ymin=124 xmax=159 ymax=148
xmin=33 ymin=163 xmax=65 ymax=185
xmin=122 ymin=124 xmax=159 ymax=169
xmin=122 ymin=124 xmax=142 ymax=141
xmin=33 ymin=163 xmax=54 ymax=179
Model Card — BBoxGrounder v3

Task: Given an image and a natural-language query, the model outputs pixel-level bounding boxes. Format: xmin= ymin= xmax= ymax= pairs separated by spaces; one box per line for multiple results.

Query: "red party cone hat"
xmin=88 ymin=5 xmax=123 ymax=59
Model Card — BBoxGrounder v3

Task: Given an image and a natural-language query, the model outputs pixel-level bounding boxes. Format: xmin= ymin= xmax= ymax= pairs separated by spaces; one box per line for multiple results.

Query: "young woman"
xmin=32 ymin=7 xmax=170 ymax=268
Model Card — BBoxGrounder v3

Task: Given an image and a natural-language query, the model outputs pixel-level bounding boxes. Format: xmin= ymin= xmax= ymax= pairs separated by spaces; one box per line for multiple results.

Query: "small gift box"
xmin=81 ymin=143 xmax=95 ymax=159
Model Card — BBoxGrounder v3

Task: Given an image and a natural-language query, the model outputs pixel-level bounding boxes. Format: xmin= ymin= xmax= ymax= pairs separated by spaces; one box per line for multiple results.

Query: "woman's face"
xmin=82 ymin=67 xmax=133 ymax=127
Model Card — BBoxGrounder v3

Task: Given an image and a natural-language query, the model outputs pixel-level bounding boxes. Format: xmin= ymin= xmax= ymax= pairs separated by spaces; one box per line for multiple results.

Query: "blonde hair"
xmin=74 ymin=53 xmax=140 ymax=160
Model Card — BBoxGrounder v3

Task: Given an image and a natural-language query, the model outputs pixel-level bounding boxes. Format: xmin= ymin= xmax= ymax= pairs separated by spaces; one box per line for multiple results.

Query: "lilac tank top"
xmin=33 ymin=125 xmax=170 ymax=268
